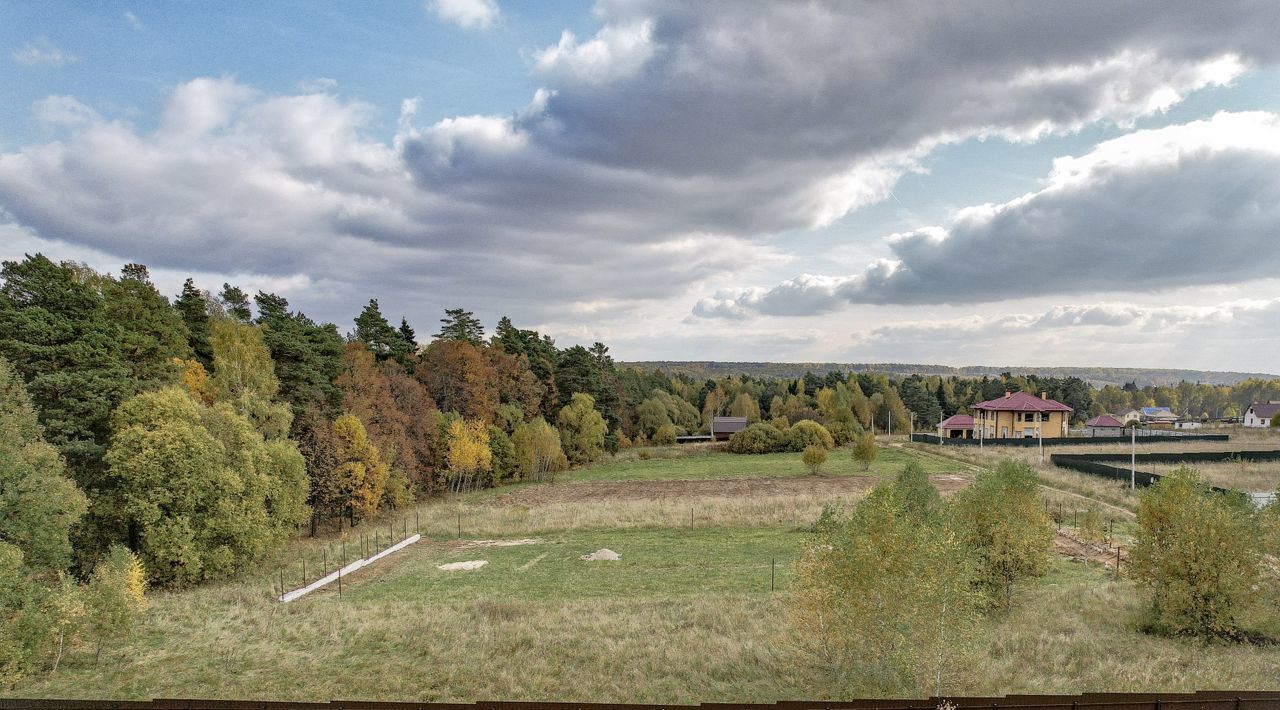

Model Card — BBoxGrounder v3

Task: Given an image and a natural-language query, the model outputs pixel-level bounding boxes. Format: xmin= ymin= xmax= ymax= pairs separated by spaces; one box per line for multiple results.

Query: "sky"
xmin=3 ymin=0 xmax=1280 ymax=373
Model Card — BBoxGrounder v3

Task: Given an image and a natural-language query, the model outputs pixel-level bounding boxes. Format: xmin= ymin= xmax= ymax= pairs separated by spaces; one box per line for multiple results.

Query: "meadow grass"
xmin=565 ymin=445 xmax=954 ymax=483
xmin=1143 ymin=460 xmax=1280 ymax=493
xmin=12 ymin=534 xmax=1280 ymax=702
xmin=8 ymin=444 xmax=1280 ymax=702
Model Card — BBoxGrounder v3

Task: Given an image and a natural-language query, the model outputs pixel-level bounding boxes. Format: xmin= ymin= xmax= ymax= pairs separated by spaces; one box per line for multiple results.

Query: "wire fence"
xmin=1 ymin=691 xmax=1278 ymax=710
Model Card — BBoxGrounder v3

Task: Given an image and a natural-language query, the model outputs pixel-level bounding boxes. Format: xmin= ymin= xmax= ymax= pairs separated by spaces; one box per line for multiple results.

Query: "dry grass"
xmin=7 ymin=444 xmax=1280 ymax=702
xmin=12 ymin=542 xmax=1280 ymax=702
xmin=907 ymin=443 xmax=1143 ymax=513
xmin=982 ymin=559 xmax=1280 ymax=693
xmin=1143 ymin=461 xmax=1280 ymax=493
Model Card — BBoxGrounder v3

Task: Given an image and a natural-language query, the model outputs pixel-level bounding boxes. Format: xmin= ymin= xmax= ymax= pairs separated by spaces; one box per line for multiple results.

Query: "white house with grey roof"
xmin=1244 ymin=401 xmax=1280 ymax=428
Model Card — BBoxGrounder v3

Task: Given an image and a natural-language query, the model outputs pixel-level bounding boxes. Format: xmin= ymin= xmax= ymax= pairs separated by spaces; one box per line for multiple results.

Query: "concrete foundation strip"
xmin=278 ymin=533 xmax=421 ymax=602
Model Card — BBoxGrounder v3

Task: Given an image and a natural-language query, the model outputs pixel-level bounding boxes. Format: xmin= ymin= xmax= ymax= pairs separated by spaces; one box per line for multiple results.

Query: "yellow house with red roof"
xmin=972 ymin=390 xmax=1072 ymax=439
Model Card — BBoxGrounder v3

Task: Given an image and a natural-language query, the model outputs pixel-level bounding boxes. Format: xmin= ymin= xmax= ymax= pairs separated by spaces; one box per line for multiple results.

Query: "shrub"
xmin=787 ymin=420 xmax=835 ymax=452
xmin=769 ymin=416 xmax=790 ymax=431
xmin=652 ymin=424 xmax=679 ymax=446
xmin=728 ymin=422 xmax=787 ymax=454
xmin=86 ymin=545 xmax=148 ymax=664
xmin=1078 ymin=506 xmax=1104 ymax=542
xmin=802 ymin=445 xmax=827 ymax=474
xmin=892 ymin=461 xmax=942 ymax=522
xmin=826 ymin=419 xmax=862 ymax=446
xmin=790 ymin=485 xmax=979 ymax=695
xmin=852 ymin=432 xmax=877 ymax=471
xmin=950 ymin=459 xmax=1052 ymax=608
xmin=1129 ymin=467 xmax=1264 ymax=639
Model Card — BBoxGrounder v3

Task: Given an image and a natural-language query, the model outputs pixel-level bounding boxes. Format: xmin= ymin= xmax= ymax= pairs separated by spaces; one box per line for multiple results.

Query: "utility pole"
xmin=1038 ymin=417 xmax=1044 ymax=464
xmin=1130 ymin=424 xmax=1137 ymax=490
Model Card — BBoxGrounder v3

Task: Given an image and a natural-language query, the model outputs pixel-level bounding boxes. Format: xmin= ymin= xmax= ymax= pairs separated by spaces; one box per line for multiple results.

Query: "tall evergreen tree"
xmin=254 ymin=292 xmax=345 ymax=426
xmin=0 ymin=255 xmax=132 ymax=481
xmin=435 ymin=307 xmax=485 ymax=345
xmin=174 ymin=278 xmax=214 ymax=367
xmin=353 ymin=299 xmax=401 ymax=360
xmin=102 ymin=264 xmax=190 ymax=390
xmin=219 ymin=283 xmax=252 ymax=323
xmin=398 ymin=318 xmax=417 ymax=351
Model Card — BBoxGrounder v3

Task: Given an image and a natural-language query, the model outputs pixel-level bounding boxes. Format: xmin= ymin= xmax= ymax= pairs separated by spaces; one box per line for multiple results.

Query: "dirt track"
xmin=483 ymin=473 xmax=973 ymax=507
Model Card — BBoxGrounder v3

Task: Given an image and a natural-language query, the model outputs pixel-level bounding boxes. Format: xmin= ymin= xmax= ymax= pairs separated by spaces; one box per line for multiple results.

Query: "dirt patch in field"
xmin=458 ymin=538 xmax=543 ymax=548
xmin=483 ymin=474 xmax=971 ymax=507
xmin=1054 ymin=532 xmax=1125 ymax=572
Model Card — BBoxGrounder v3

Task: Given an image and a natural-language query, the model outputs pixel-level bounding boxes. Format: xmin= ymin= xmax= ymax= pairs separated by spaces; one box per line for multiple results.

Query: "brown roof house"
xmin=1084 ymin=414 xmax=1125 ymax=437
xmin=938 ymin=414 xmax=974 ymax=439
xmin=972 ymin=391 xmax=1072 ymax=439
xmin=710 ymin=416 xmax=748 ymax=441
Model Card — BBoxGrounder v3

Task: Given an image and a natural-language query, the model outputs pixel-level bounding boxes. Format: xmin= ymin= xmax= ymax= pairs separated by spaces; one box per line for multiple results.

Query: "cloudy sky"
xmin=3 ymin=1 xmax=1280 ymax=372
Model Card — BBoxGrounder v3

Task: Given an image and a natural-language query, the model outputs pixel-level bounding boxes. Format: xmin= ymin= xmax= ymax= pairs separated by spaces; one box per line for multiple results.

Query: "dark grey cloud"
xmin=696 ymin=111 xmax=1280 ymax=316
xmin=3 ymin=2 xmax=1280 ymax=330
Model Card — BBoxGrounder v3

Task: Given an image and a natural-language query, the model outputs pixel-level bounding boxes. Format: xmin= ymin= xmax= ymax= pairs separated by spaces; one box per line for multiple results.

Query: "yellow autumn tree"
xmin=446 ymin=418 xmax=491 ymax=494
xmin=512 ymin=418 xmax=567 ymax=482
xmin=174 ymin=358 xmax=218 ymax=406
xmin=86 ymin=544 xmax=148 ymax=664
xmin=331 ymin=414 xmax=389 ymax=521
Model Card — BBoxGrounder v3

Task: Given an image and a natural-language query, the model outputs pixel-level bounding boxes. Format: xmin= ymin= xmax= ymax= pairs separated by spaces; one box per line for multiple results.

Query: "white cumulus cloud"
xmin=427 ymin=0 xmax=500 ymax=31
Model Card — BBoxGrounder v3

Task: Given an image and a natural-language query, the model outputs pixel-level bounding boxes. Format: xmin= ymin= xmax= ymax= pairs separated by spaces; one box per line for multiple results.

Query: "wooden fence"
xmin=2 ymin=692 xmax=1279 ymax=710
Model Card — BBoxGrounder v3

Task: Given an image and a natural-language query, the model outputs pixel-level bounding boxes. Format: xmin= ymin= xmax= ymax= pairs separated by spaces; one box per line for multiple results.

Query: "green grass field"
xmin=563 ymin=445 xmax=952 ymax=483
xmin=346 ymin=527 xmax=801 ymax=604
xmin=6 ymin=444 xmax=1279 ymax=702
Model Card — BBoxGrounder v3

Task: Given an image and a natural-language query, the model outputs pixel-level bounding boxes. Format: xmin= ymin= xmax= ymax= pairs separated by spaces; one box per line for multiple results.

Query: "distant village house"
xmin=937 ymin=413 xmax=974 ymax=439
xmin=1244 ymin=401 xmax=1280 ymax=428
xmin=972 ymin=391 xmax=1072 ymax=439
xmin=710 ymin=416 xmax=748 ymax=441
xmin=1084 ymin=414 xmax=1124 ymax=436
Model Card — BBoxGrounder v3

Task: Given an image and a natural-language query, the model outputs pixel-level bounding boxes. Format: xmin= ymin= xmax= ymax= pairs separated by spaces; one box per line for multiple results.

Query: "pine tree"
xmin=254 ymin=292 xmax=345 ymax=426
xmin=398 ymin=318 xmax=417 ymax=351
xmin=435 ymin=307 xmax=485 ymax=345
xmin=103 ymin=264 xmax=190 ymax=390
xmin=174 ymin=278 xmax=214 ymax=367
xmin=219 ymin=283 xmax=252 ymax=323
xmin=353 ymin=299 xmax=402 ymax=360
xmin=0 ymin=255 xmax=133 ymax=484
